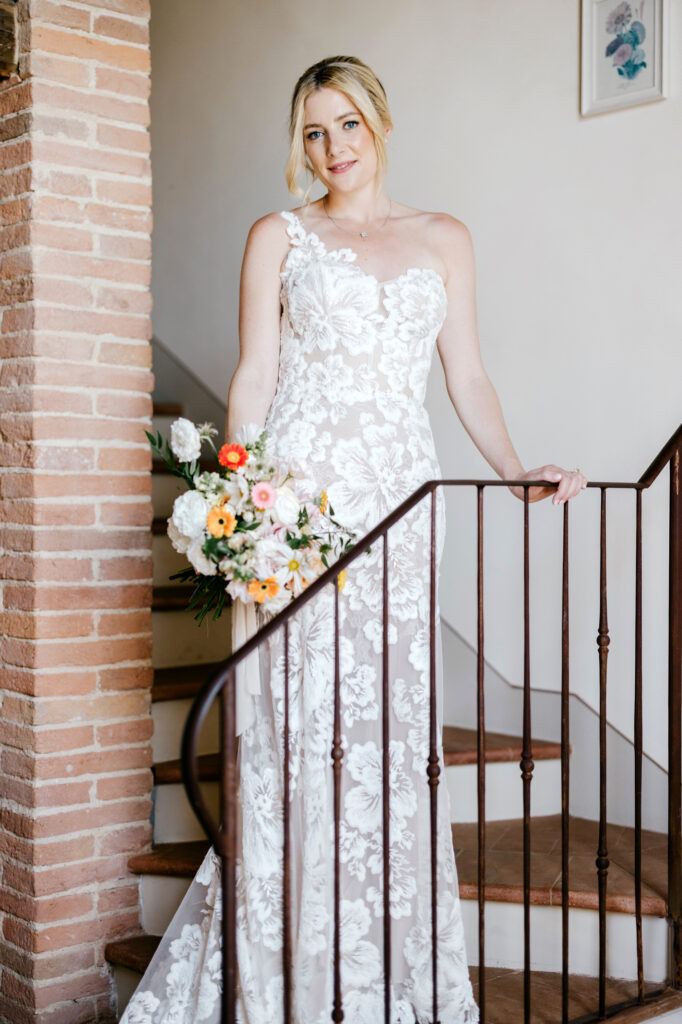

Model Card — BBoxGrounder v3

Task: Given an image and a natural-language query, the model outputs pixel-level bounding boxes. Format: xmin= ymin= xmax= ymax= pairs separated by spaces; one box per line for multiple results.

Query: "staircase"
xmin=104 ymin=404 xmax=682 ymax=1022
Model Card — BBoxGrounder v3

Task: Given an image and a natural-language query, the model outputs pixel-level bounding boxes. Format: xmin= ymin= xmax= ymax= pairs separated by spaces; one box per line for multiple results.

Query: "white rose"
xmin=274 ymin=485 xmax=300 ymax=525
xmin=167 ymin=518 xmax=191 ymax=554
xmin=171 ymin=490 xmax=210 ymax=540
xmin=186 ymin=538 xmax=216 ymax=576
xmin=169 ymin=417 xmax=202 ymax=463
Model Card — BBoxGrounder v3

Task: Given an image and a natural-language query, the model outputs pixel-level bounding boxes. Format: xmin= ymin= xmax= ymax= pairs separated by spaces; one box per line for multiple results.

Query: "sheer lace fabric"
xmin=120 ymin=210 xmax=479 ymax=1024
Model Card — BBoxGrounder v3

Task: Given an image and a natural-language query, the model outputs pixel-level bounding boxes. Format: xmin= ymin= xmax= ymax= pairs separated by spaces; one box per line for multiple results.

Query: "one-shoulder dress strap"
xmin=280 ymin=209 xmax=307 ymax=246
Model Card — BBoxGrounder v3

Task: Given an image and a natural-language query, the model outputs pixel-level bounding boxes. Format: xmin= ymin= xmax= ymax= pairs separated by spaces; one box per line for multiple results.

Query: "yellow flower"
xmin=319 ymin=490 xmax=328 ymax=515
xmin=337 ymin=568 xmax=347 ymax=591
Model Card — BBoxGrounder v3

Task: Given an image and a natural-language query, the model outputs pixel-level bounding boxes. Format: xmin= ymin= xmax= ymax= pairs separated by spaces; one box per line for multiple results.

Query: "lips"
xmin=328 ymin=160 xmax=356 ymax=173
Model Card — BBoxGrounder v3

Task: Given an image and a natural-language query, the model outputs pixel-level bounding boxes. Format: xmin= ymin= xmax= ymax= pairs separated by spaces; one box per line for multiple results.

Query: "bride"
xmin=121 ymin=55 xmax=587 ymax=1024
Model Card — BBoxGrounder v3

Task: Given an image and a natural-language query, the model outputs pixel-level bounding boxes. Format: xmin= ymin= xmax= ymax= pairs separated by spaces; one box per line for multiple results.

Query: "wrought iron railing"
xmin=182 ymin=424 xmax=681 ymax=1024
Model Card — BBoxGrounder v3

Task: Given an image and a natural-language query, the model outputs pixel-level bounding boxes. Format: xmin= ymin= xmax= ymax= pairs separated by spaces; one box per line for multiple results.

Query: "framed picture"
xmin=580 ymin=0 xmax=668 ymax=115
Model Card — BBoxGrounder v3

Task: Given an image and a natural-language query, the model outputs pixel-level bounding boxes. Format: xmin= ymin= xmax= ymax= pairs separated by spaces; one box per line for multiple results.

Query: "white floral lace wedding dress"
xmin=120 ymin=210 xmax=478 ymax=1024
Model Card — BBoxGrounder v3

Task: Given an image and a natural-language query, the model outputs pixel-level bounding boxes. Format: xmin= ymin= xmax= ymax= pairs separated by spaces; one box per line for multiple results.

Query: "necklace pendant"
xmin=360 ymin=231 xmax=368 ymax=238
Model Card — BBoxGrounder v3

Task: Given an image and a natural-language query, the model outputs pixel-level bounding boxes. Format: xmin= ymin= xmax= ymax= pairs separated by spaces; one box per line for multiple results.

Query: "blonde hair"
xmin=286 ymin=55 xmax=393 ymax=202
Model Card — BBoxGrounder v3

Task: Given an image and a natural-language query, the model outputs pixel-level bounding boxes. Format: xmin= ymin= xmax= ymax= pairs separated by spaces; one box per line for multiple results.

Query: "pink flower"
xmin=250 ymin=480 xmax=276 ymax=509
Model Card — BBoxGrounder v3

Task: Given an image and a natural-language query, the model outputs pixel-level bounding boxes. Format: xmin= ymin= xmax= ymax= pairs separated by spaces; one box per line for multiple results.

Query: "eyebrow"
xmin=303 ymin=111 xmax=359 ymax=130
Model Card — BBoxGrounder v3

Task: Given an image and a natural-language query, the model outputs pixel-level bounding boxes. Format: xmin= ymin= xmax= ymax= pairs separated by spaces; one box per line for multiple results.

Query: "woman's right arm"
xmin=224 ymin=213 xmax=288 ymax=441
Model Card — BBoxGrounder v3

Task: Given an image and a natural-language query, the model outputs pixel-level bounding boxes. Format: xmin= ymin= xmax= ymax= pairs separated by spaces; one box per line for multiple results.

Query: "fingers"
xmin=551 ymin=466 xmax=588 ymax=505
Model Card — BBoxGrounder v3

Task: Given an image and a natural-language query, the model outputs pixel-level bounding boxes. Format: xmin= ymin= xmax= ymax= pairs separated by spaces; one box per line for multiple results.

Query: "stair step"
xmin=152 ymin=517 xmax=167 ymax=535
xmin=151 ymin=730 xmax=562 ymax=788
xmin=105 ymin=934 xmax=161 ymax=973
xmin=442 ymin=726 xmax=562 ymax=766
xmin=152 ymin=585 xmax=195 ymax=611
xmin=468 ymin=968 xmax=682 ymax=1023
xmin=453 ymin=814 xmax=667 ymax=917
xmin=152 ymin=402 xmax=184 ymax=416
xmin=129 ymin=840 xmax=209 ymax=878
xmin=105 ymin=938 xmax=682 ymax=1023
xmin=152 ymin=457 xmax=214 ymax=475
xmin=152 ymin=662 xmax=224 ymax=702
xmin=129 ymin=815 xmax=666 ymax=917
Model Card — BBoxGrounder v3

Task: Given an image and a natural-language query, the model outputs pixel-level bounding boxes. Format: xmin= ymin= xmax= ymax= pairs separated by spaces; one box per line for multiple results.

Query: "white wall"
xmin=149 ymin=0 xmax=682 ymax=764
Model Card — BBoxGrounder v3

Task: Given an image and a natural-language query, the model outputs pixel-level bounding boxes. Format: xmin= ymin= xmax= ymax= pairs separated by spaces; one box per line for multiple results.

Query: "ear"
xmin=385 ymin=126 xmax=393 ymax=142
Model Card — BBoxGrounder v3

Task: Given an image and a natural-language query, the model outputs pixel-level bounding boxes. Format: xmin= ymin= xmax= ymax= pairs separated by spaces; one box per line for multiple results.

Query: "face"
xmin=302 ymin=86 xmax=388 ymax=194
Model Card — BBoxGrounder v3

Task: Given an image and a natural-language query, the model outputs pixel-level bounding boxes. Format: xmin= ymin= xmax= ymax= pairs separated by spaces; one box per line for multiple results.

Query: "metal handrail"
xmin=180 ymin=423 xmax=682 ymax=1024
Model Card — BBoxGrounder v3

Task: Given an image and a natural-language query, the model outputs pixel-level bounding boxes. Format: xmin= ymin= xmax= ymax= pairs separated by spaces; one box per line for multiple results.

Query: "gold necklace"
xmin=322 ymin=194 xmax=392 ymax=240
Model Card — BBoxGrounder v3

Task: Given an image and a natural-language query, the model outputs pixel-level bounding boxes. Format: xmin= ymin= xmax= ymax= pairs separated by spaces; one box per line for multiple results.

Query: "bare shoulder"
xmin=242 ymin=210 xmax=290 ymax=268
xmin=428 ymin=211 xmax=474 ymax=254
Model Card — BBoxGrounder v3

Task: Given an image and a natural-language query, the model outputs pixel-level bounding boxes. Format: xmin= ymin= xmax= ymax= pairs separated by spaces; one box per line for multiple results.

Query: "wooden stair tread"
xmin=128 ymin=841 xmax=210 ymax=877
xmin=154 ymin=752 xmax=221 ymax=785
xmin=103 ymin=938 xmax=682 ymax=1024
xmin=105 ymin=934 xmax=161 ymax=973
xmin=152 ymin=662 xmax=224 ymax=702
xmin=453 ymin=814 xmax=667 ymax=917
xmin=152 ymin=402 xmax=183 ymax=416
xmin=152 ymin=584 xmax=195 ymax=610
xmin=152 ymin=517 xmax=167 ymax=535
xmin=469 ymin=968 xmax=682 ymax=1023
xmin=442 ymin=725 xmax=562 ymax=766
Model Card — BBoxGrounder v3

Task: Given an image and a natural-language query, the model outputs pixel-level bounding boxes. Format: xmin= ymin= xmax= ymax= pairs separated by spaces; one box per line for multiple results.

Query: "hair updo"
xmin=285 ymin=55 xmax=393 ymax=202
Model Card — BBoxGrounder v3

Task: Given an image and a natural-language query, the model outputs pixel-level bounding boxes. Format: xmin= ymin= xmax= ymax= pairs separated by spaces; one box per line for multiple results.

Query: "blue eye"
xmin=306 ymin=130 xmax=323 ymax=140
xmin=344 ymin=120 xmax=359 ymax=129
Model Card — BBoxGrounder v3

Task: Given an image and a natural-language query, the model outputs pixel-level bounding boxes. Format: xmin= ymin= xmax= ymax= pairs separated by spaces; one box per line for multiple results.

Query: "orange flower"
xmin=206 ymin=504 xmax=237 ymax=538
xmin=319 ymin=490 xmax=328 ymax=514
xmin=247 ymin=577 xmax=280 ymax=603
xmin=218 ymin=443 xmax=248 ymax=470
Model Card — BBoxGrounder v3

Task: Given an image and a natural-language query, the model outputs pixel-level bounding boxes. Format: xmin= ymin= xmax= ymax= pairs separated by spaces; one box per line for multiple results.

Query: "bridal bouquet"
xmin=147 ymin=418 xmax=356 ymax=624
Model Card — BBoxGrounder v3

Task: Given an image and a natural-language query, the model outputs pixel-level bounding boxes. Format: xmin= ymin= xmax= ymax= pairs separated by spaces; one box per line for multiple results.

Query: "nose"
xmin=326 ymin=128 xmax=346 ymax=159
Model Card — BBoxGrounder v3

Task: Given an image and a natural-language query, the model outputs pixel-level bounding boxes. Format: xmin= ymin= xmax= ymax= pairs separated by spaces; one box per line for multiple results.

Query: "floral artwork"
xmin=604 ymin=2 xmax=647 ymax=80
xmin=581 ymin=0 xmax=667 ymax=115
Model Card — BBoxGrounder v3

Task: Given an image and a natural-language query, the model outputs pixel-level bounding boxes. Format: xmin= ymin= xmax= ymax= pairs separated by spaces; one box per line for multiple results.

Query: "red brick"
xmin=0 ymin=611 xmax=94 ymax=640
xmin=98 ymin=664 xmax=152 ymax=691
xmin=97 ymin=609 xmax=150 ymax=636
xmin=32 ymin=192 xmax=88 ymax=224
xmin=97 ymin=554 xmax=152 ymax=581
xmin=32 ymin=137 xmax=150 ymax=178
xmin=96 ymin=770 xmax=151 ymax=801
xmin=25 ymin=50 xmax=92 ymax=90
xmin=24 ymin=582 xmax=151 ymax=611
xmin=34 ymin=248 xmax=151 ymax=285
xmin=97 ymin=122 xmax=150 ymax=154
xmin=97 ymin=446 xmax=151 ymax=471
xmin=31 ymin=0 xmax=92 ymax=32
xmin=98 ymin=501 xmax=152 ymax=527
xmin=31 ymin=25 xmax=151 ymax=74
xmin=96 ymin=285 xmax=152 ymax=315
xmin=96 ymin=881 xmax=139 ymax=913
xmin=3 ymin=744 xmax=150 ymax=783
xmin=96 ymin=822 xmax=149 ymax=857
xmin=96 ymin=392 xmax=152 ymax=418
xmin=32 ymin=112 xmax=91 ymax=143
xmin=40 ymin=168 xmax=93 ymax=198
xmin=32 ymin=79 xmax=149 ymax=127
xmin=33 ymin=944 xmax=95 ymax=982
xmin=96 ymin=718 xmax=153 ymax=747
xmin=30 ymin=691 xmax=150 ymax=727
xmin=29 ymin=359 xmax=153 ymax=391
xmin=1 ymin=635 xmax=151 ymax=669
xmin=95 ymin=177 xmax=151 ymax=206
xmin=95 ymin=64 xmax=150 ymax=99
xmin=0 ymin=139 xmax=31 ymax=171
xmin=25 ymin=473 xmax=152 ymax=499
xmin=31 ymin=220 xmax=93 ymax=252
xmin=33 ymin=305 xmax=151 ymax=341
xmin=98 ymin=232 xmax=151 ymax=261
xmin=0 ymin=553 xmax=93 ymax=582
xmin=86 ymin=200 xmax=152 ymax=233
xmin=0 ymin=887 xmax=94 ymax=925
xmin=33 ymin=797 xmax=151 ymax=841
xmin=93 ymin=14 xmax=149 ymax=45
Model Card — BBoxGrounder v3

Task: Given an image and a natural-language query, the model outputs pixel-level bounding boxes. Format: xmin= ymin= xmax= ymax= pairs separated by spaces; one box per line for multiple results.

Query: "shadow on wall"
xmin=152 ymin=335 xmax=226 ymax=429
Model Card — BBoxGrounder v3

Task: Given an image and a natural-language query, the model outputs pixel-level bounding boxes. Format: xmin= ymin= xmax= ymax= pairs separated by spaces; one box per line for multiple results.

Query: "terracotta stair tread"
xmin=152 ymin=662 xmax=224 ymax=702
xmin=469 ymin=967 xmax=682 ymax=1023
xmin=152 ymin=584 xmax=195 ymax=610
xmin=128 ymin=840 xmax=210 ymax=877
xmin=152 ymin=401 xmax=184 ymax=416
xmin=105 ymin=934 xmax=161 ymax=973
xmin=442 ymin=725 xmax=562 ymax=766
xmin=103 ymin=939 xmax=681 ymax=1023
xmin=453 ymin=813 xmax=667 ymax=917
xmin=153 ymin=751 xmax=222 ymax=785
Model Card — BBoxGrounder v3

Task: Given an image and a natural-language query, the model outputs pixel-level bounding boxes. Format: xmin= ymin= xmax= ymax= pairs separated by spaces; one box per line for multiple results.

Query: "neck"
xmin=323 ymin=182 xmax=389 ymax=226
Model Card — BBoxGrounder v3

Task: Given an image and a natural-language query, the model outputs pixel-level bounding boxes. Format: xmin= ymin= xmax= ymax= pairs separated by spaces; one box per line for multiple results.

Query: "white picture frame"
xmin=580 ymin=0 xmax=668 ymax=116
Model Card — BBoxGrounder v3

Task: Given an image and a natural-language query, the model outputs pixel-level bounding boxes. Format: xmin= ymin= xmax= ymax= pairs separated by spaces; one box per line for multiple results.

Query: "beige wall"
xmin=150 ymin=0 xmax=682 ymax=762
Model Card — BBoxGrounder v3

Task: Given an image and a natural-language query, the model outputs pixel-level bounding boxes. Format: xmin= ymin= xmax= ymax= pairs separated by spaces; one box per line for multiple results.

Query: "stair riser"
xmin=446 ymin=758 xmax=562 ymax=823
xmin=460 ymin=900 xmax=668 ymax=982
xmin=152 ymin=472 xmax=186 ymax=519
xmin=136 ymin=869 xmax=667 ymax=984
xmin=140 ymin=874 xmax=193 ymax=934
xmin=151 ymin=757 xmax=563 ymax=846
xmin=152 ymin=609 xmax=231 ymax=670
xmin=153 ymin=533 xmax=188 ymax=585
xmin=151 ymin=697 xmax=220 ymax=763
xmin=112 ymin=965 xmax=141 ymax=1020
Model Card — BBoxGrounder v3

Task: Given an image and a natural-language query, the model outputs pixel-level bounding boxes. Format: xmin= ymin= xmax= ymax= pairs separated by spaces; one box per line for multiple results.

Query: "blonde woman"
xmin=121 ymin=55 xmax=586 ymax=1024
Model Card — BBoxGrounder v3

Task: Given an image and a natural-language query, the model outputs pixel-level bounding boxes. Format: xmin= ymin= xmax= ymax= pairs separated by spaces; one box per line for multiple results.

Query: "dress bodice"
xmin=263 ymin=210 xmax=449 ymax=532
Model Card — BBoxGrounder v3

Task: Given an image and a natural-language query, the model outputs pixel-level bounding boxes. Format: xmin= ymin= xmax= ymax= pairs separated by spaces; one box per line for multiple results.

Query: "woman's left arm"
xmin=432 ymin=213 xmax=587 ymax=505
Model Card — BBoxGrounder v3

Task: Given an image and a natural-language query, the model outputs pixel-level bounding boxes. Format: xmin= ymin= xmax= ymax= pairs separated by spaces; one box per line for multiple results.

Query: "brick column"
xmin=0 ymin=2 xmax=154 ymax=1021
